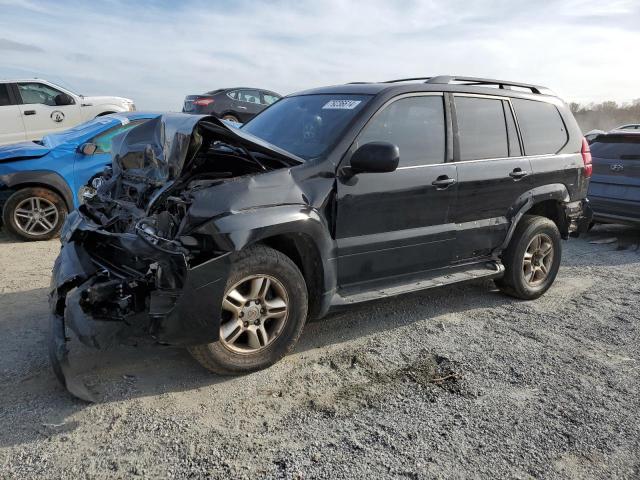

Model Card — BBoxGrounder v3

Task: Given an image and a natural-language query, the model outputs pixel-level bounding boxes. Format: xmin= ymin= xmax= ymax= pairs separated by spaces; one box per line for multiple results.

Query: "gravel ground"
xmin=0 ymin=225 xmax=639 ymax=479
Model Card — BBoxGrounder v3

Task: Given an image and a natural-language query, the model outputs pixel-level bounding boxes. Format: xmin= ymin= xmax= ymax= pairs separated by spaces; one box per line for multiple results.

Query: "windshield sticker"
xmin=322 ymin=99 xmax=362 ymax=110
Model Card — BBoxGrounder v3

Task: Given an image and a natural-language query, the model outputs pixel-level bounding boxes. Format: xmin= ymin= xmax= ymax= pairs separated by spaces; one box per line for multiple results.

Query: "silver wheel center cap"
xmin=244 ymin=306 xmax=261 ymax=322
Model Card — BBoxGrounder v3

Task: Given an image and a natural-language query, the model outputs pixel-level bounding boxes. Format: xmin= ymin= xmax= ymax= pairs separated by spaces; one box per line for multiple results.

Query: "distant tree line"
xmin=569 ymin=99 xmax=640 ymax=133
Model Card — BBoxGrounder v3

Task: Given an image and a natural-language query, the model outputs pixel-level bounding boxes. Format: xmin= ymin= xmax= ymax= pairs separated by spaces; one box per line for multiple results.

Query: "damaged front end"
xmin=48 ymin=114 xmax=302 ymax=400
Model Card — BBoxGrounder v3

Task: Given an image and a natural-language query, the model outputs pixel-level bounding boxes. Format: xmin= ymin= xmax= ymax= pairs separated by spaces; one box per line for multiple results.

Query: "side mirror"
xmin=350 ymin=142 xmax=399 ymax=174
xmin=78 ymin=142 xmax=98 ymax=155
xmin=54 ymin=93 xmax=74 ymax=106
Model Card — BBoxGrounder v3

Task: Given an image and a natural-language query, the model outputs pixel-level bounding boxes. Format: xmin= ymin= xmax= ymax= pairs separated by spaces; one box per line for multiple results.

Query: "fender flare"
xmin=193 ymin=204 xmax=338 ymax=315
xmin=0 ymin=170 xmax=74 ymax=210
xmin=497 ymin=183 xmax=570 ymax=252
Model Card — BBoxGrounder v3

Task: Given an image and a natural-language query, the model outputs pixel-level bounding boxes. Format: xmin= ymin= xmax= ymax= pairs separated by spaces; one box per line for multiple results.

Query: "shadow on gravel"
xmin=584 ymin=224 xmax=640 ymax=255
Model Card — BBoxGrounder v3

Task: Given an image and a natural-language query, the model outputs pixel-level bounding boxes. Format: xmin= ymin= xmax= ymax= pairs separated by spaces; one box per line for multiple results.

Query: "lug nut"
xmin=255 ymin=300 xmax=261 ymax=305
xmin=243 ymin=321 xmax=249 ymax=328
xmin=261 ymin=308 xmax=266 ymax=314
xmin=239 ymin=311 xmax=244 ymax=318
xmin=254 ymin=319 xmax=260 ymax=326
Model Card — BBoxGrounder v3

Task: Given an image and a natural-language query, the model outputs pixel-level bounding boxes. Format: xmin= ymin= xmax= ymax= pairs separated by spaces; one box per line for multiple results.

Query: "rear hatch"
xmin=588 ymin=132 xmax=640 ymax=220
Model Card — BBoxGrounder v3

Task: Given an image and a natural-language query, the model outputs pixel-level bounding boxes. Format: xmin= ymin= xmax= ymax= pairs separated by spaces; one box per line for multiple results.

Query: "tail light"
xmin=193 ymin=98 xmax=214 ymax=106
xmin=581 ymin=137 xmax=592 ymax=178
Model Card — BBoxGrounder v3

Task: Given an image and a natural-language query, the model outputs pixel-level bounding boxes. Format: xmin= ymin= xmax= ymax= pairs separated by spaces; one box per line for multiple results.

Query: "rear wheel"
xmin=221 ymin=114 xmax=240 ymax=123
xmin=188 ymin=245 xmax=308 ymax=375
xmin=495 ymin=215 xmax=561 ymax=300
xmin=2 ymin=187 xmax=67 ymax=241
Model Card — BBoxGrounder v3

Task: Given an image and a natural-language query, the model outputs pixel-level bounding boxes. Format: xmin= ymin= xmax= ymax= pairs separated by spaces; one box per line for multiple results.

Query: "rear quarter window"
xmin=512 ymin=99 xmax=568 ymax=156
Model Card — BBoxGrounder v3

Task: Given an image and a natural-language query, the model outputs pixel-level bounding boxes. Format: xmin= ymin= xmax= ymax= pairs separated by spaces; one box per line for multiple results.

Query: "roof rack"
xmin=383 ymin=75 xmax=553 ymax=95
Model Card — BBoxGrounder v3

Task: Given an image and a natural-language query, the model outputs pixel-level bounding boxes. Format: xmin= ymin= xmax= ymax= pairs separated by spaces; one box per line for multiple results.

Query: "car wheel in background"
xmin=2 ymin=187 xmax=68 ymax=241
xmin=495 ymin=215 xmax=562 ymax=300
xmin=188 ymin=245 xmax=308 ymax=375
xmin=221 ymin=114 xmax=240 ymax=123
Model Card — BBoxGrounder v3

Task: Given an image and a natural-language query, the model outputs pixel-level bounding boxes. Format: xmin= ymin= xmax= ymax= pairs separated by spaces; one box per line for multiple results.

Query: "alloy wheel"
xmin=219 ymin=275 xmax=289 ymax=354
xmin=522 ymin=233 xmax=554 ymax=286
xmin=13 ymin=196 xmax=59 ymax=236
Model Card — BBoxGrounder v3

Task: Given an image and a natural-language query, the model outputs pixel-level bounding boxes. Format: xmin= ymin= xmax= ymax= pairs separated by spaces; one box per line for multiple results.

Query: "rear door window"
xmin=357 ymin=95 xmax=445 ymax=167
xmin=454 ymin=96 xmax=509 ymax=160
xmin=512 ymin=99 xmax=568 ymax=156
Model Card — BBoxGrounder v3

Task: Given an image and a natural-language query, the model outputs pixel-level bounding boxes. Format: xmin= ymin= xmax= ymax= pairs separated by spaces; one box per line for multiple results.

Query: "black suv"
xmin=50 ymin=76 xmax=592 ymax=400
xmin=182 ymin=87 xmax=281 ymax=123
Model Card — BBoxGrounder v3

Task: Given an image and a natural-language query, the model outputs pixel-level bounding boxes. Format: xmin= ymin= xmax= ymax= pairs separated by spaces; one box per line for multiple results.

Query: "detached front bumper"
xmin=48 ymin=210 xmax=231 ymax=401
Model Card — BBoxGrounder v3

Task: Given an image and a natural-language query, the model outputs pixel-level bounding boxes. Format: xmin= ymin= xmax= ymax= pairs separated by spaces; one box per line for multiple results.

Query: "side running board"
xmin=331 ymin=261 xmax=504 ymax=306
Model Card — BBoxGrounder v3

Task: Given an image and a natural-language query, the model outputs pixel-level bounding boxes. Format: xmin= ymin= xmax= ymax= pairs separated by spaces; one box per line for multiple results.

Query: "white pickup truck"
xmin=0 ymin=79 xmax=135 ymax=146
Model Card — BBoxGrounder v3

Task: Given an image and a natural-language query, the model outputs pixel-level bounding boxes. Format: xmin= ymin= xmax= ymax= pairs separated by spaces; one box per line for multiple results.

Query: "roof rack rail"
xmin=383 ymin=77 xmax=434 ymax=84
xmin=426 ymin=76 xmax=552 ymax=95
xmin=382 ymin=75 xmax=553 ymax=95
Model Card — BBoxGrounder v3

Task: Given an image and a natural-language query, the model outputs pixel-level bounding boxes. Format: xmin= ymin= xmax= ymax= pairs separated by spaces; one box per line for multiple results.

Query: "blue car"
xmin=0 ymin=113 xmax=158 ymax=241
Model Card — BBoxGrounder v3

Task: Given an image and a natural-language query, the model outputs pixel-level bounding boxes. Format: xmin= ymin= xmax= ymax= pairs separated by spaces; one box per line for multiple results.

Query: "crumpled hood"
xmin=111 ymin=113 xmax=303 ymax=184
xmin=0 ymin=141 xmax=51 ymax=162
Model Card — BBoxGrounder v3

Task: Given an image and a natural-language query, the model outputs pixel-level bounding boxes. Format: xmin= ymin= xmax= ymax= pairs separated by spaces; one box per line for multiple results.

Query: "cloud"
xmin=0 ymin=0 xmax=638 ymax=110
xmin=0 ymin=38 xmax=43 ymax=53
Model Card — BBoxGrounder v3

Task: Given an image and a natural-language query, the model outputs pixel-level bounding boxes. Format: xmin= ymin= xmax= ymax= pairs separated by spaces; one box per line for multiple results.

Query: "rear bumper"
xmin=49 ymin=210 xmax=231 ymax=400
xmin=589 ymin=196 xmax=640 ymax=226
xmin=563 ymin=198 xmax=593 ymax=236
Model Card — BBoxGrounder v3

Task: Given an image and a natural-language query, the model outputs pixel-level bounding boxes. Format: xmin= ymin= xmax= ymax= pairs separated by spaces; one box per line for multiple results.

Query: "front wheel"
xmin=2 ymin=187 xmax=68 ymax=241
xmin=495 ymin=215 xmax=562 ymax=300
xmin=188 ymin=245 xmax=308 ymax=375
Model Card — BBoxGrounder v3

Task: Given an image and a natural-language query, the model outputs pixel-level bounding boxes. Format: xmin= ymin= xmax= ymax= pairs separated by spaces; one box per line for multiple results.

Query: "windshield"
xmin=241 ymin=94 xmax=371 ymax=160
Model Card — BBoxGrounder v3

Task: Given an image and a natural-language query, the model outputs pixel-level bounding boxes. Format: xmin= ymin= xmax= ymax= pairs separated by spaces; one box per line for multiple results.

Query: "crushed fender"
xmin=48 ymin=114 xmax=302 ymax=400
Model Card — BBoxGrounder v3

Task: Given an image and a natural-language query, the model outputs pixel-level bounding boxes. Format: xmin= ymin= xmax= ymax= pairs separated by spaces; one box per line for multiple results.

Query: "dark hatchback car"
xmin=588 ymin=131 xmax=640 ymax=226
xmin=182 ymin=87 xmax=281 ymax=123
xmin=50 ymin=76 xmax=592 ymax=400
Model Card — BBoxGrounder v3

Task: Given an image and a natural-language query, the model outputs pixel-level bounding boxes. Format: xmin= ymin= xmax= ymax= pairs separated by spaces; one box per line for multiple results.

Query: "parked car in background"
xmin=588 ymin=131 xmax=640 ymax=226
xmin=0 ymin=79 xmax=136 ymax=146
xmin=182 ymin=87 xmax=281 ymax=123
xmin=0 ymin=113 xmax=157 ymax=241
xmin=615 ymin=124 xmax=640 ymax=131
xmin=50 ymin=75 xmax=592 ymax=401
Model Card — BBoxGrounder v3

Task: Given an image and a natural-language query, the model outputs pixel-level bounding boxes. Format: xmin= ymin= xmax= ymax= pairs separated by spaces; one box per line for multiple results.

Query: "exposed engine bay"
xmin=48 ymin=114 xmax=303 ymax=401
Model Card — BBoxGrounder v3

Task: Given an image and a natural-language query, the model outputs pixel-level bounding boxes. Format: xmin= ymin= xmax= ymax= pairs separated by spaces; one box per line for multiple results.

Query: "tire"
xmin=495 ymin=215 xmax=562 ymax=300
xmin=2 ymin=187 xmax=68 ymax=241
xmin=188 ymin=245 xmax=308 ymax=375
xmin=221 ymin=114 xmax=240 ymax=123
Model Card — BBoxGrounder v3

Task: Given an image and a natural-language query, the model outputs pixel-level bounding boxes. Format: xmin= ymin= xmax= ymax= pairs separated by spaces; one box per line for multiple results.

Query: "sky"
xmin=1 ymin=0 xmax=639 ymax=111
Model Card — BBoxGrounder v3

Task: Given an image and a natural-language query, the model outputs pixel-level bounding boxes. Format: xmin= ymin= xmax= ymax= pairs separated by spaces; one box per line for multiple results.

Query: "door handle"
xmin=432 ymin=176 xmax=456 ymax=189
xmin=24 ymin=110 xmax=36 ymax=115
xmin=509 ymin=168 xmax=528 ymax=179
xmin=237 ymin=106 xmax=247 ymax=110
